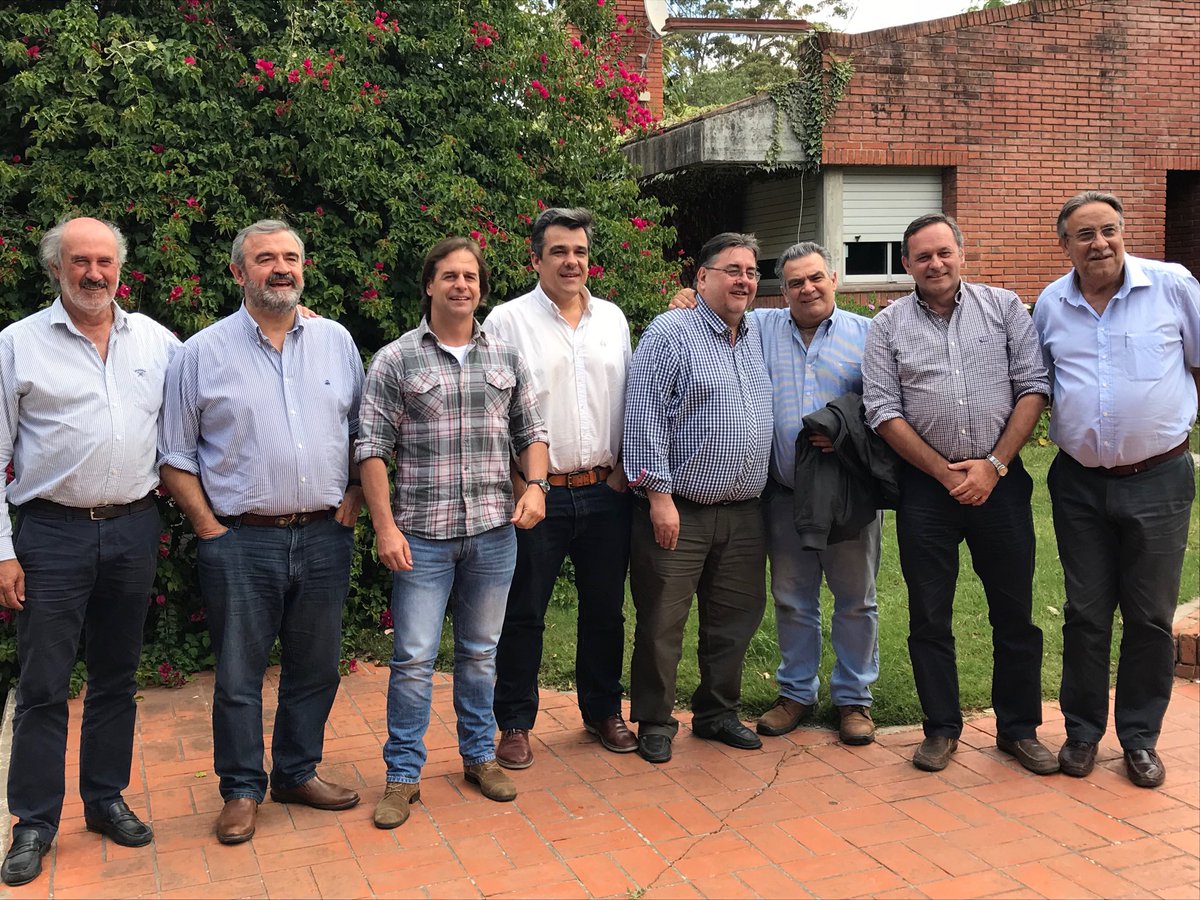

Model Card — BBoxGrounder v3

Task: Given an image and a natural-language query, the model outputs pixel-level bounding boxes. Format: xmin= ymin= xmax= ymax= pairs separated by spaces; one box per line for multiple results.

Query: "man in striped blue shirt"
xmin=159 ymin=220 xmax=365 ymax=846
xmin=0 ymin=217 xmax=179 ymax=887
xmin=623 ymin=232 xmax=774 ymax=764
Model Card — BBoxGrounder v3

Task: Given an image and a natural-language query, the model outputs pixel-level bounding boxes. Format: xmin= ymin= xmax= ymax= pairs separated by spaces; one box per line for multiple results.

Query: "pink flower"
xmin=185 ymin=196 xmax=198 ymax=208
xmin=588 ymin=265 xmax=604 ymax=278
xmin=0 ymin=609 xmax=13 ymax=625
xmin=9 ymin=155 xmax=19 ymax=163
xmin=26 ymin=46 xmax=39 ymax=59
xmin=374 ymin=261 xmax=384 ymax=271
xmin=168 ymin=285 xmax=184 ymax=301
xmin=361 ymin=288 xmax=378 ymax=300
xmin=115 ymin=284 xmax=131 ymax=299
xmin=616 ymin=13 xmax=627 ymax=24
xmin=630 ymin=217 xmax=650 ymax=231
xmin=183 ymin=55 xmax=195 ymax=65
xmin=287 ymin=69 xmax=299 ymax=83
xmin=315 ymin=206 xmax=325 ymax=216
xmin=597 ymin=0 xmax=606 ymax=5
xmin=151 ymin=144 xmax=164 ymax=154
xmin=189 ymin=609 xmax=207 ymax=622
xmin=131 ymin=270 xmax=146 ymax=282
xmin=380 ymin=609 xmax=394 ymax=629
xmin=255 ymin=58 xmax=276 ymax=79
xmin=160 ymin=531 xmax=170 ymax=544
xmin=155 ymin=594 xmax=167 ymax=606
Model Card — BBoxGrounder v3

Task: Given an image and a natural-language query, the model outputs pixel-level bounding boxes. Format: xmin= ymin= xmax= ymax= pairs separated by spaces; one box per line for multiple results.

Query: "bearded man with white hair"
xmin=159 ymin=219 xmax=365 ymax=845
xmin=0 ymin=217 xmax=179 ymax=886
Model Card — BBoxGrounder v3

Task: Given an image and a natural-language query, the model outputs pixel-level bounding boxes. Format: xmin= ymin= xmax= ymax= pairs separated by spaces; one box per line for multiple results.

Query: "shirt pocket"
xmin=484 ymin=366 xmax=516 ymax=418
xmin=972 ymin=332 xmax=1009 ymax=369
xmin=402 ymin=371 xmax=444 ymax=421
xmin=1122 ymin=332 xmax=1167 ymax=381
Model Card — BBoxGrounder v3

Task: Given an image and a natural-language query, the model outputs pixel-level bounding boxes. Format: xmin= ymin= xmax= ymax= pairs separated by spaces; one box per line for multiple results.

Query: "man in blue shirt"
xmin=670 ymin=242 xmax=880 ymax=745
xmin=623 ymin=232 xmax=773 ymax=764
xmin=160 ymin=219 xmax=365 ymax=844
xmin=1034 ymin=191 xmax=1200 ymax=789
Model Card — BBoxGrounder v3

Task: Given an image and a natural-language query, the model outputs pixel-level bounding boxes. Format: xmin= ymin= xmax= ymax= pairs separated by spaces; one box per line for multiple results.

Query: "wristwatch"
xmin=986 ymin=454 xmax=1009 ymax=477
xmin=528 ymin=479 xmax=552 ymax=494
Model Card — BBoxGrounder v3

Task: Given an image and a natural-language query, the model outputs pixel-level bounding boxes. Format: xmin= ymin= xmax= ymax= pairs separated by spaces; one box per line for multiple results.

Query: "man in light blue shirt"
xmin=160 ymin=220 xmax=365 ymax=844
xmin=672 ymin=242 xmax=880 ymax=746
xmin=1034 ymin=191 xmax=1200 ymax=789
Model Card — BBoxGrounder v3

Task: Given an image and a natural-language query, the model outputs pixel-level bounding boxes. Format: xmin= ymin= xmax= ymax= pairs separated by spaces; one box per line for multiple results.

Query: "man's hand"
xmin=947 ymin=458 xmax=1000 ymax=506
xmin=647 ymin=490 xmax=680 ymax=550
xmin=335 ymin=484 xmax=364 ymax=527
xmin=195 ymin=522 xmax=229 ymax=539
xmin=605 ymin=467 xmax=629 ymax=492
xmin=511 ymin=485 xmax=546 ymax=529
xmin=0 ymin=559 xmax=25 ymax=610
xmin=808 ymin=433 xmax=835 ymax=454
xmin=668 ymin=288 xmax=698 ymax=311
xmin=375 ymin=523 xmax=413 ymax=572
xmin=297 ymin=305 xmax=321 ymax=319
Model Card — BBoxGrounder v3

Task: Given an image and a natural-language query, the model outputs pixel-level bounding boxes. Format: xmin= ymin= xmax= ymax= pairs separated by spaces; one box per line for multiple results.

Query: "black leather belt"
xmin=218 ymin=509 xmax=334 ymax=528
xmin=1073 ymin=439 xmax=1190 ymax=478
xmin=21 ymin=493 xmax=157 ymax=521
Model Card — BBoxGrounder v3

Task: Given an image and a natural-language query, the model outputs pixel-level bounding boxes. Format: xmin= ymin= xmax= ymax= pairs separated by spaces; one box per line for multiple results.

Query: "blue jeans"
xmin=198 ymin=517 xmax=354 ymax=801
xmin=764 ymin=490 xmax=880 ymax=707
xmin=494 ymin=482 xmax=631 ymax=729
xmin=8 ymin=505 xmax=159 ymax=842
xmin=383 ymin=525 xmax=517 ymax=783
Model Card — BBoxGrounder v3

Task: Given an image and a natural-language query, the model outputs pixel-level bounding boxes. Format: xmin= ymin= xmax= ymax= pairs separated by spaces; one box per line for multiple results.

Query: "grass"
xmin=516 ymin=441 xmax=1200 ymax=728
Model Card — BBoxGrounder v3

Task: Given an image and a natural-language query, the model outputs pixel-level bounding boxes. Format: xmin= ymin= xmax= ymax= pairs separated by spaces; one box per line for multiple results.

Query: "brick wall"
xmin=612 ymin=0 xmax=664 ymax=118
xmin=817 ymin=0 xmax=1200 ymax=302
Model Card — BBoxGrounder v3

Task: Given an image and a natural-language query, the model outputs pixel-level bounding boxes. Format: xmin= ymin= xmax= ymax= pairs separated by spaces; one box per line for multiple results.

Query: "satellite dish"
xmin=643 ymin=0 xmax=670 ymax=37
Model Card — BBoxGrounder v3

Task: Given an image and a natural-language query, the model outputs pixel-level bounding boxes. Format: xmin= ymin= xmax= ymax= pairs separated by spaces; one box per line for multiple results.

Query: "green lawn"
xmin=517 ymin=442 xmax=1200 ymax=728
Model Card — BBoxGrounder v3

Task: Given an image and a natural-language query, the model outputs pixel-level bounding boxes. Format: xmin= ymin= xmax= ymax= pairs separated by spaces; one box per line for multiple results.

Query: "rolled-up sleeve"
xmin=355 ymin=347 xmax=403 ymax=464
xmin=862 ymin=312 xmax=904 ymax=430
xmin=157 ymin=342 xmax=202 ymax=475
xmin=622 ymin=325 xmax=679 ymax=495
xmin=508 ymin=352 xmax=548 ymax=453
xmin=1002 ymin=293 xmax=1051 ymax=401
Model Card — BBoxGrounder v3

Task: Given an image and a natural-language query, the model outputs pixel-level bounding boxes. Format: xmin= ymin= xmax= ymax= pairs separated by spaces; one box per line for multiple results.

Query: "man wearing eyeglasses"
xmin=1033 ymin=191 xmax=1199 ymax=789
xmin=623 ymin=232 xmax=773 ymax=763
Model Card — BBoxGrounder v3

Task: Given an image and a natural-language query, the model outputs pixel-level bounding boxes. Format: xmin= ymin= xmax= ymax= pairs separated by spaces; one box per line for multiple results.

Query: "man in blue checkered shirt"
xmin=623 ymin=232 xmax=774 ymax=764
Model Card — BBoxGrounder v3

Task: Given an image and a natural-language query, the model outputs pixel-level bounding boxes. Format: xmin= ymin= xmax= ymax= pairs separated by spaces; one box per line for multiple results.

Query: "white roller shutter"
xmin=843 ymin=169 xmax=942 ymax=243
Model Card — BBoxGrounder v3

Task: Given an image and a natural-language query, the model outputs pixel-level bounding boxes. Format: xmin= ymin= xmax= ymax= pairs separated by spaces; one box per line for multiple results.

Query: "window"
xmin=845 ymin=241 xmax=904 ymax=278
xmin=841 ymin=168 xmax=942 ymax=283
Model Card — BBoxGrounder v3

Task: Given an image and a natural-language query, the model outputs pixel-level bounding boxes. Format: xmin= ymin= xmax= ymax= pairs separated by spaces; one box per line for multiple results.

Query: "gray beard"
xmin=245 ymin=280 xmax=302 ymax=314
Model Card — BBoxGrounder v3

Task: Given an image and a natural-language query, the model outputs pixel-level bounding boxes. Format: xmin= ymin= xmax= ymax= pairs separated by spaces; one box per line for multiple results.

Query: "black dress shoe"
xmin=1124 ymin=748 xmax=1166 ymax=788
xmin=1058 ymin=739 xmax=1098 ymax=777
xmin=2 ymin=830 xmax=51 ymax=887
xmin=85 ymin=799 xmax=153 ymax=847
xmin=996 ymin=736 xmax=1060 ymax=775
xmin=693 ymin=717 xmax=763 ymax=750
xmin=638 ymin=733 xmax=672 ymax=764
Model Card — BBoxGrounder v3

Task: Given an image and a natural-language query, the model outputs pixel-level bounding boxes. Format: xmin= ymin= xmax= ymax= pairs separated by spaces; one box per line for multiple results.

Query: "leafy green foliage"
xmin=0 ymin=0 xmax=679 ymax=689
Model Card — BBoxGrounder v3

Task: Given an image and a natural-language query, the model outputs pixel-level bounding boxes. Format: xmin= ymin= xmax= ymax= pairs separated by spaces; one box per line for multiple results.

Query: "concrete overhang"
xmin=622 ymin=94 xmax=807 ymax=178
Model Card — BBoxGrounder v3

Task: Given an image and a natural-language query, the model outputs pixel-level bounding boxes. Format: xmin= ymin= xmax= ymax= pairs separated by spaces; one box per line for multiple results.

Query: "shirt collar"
xmin=695 ymin=294 xmax=749 ymax=340
xmin=913 ymin=284 xmax=963 ymax=312
xmin=235 ymin=303 xmax=303 ymax=345
xmin=1064 ymin=254 xmax=1147 ymax=308
xmin=49 ymin=297 xmax=127 ymax=335
xmin=419 ymin=316 xmax=485 ymax=346
xmin=532 ymin=282 xmax=592 ymax=321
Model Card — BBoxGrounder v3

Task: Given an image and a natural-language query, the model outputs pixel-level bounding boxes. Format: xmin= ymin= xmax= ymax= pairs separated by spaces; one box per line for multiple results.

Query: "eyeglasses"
xmin=707 ymin=265 xmax=760 ymax=282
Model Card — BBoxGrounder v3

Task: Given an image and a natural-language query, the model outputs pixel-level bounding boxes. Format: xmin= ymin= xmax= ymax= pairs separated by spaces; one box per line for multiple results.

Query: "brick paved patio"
xmin=2 ymin=665 xmax=1198 ymax=899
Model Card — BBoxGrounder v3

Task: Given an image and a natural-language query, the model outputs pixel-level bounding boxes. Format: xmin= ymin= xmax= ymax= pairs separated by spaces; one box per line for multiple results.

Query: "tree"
xmin=0 ymin=0 xmax=679 ymax=686
xmin=663 ymin=0 xmax=851 ymax=117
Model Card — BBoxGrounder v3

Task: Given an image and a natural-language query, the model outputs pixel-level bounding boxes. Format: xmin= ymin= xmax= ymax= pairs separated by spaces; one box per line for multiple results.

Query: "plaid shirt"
xmin=863 ymin=281 xmax=1049 ymax=461
xmin=355 ymin=320 xmax=547 ymax=539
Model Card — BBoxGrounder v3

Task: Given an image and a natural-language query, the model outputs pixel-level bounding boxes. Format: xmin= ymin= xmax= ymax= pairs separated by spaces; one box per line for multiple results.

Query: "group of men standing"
xmin=0 ymin=190 xmax=1195 ymax=886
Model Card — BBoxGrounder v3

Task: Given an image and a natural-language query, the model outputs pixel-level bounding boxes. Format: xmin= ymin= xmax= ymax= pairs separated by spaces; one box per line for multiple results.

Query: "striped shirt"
xmin=624 ymin=297 xmax=773 ymax=504
xmin=755 ymin=306 xmax=871 ymax=489
xmin=354 ymin=319 xmax=547 ymax=540
xmin=158 ymin=305 xmax=363 ymax=517
xmin=862 ymin=281 xmax=1049 ymax=461
xmin=0 ymin=299 xmax=180 ymax=560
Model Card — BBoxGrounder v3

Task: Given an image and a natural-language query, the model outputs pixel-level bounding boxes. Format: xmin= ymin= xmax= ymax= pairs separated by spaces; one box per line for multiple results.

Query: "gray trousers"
xmin=629 ymin=496 xmax=767 ymax=736
xmin=1049 ymin=450 xmax=1195 ymax=749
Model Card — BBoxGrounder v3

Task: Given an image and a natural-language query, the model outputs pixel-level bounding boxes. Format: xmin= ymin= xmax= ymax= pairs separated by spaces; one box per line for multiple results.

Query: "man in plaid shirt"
xmin=356 ymin=237 xmax=549 ymax=829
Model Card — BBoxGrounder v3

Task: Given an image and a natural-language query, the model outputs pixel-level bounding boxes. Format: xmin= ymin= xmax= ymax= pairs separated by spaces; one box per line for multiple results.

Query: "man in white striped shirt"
xmin=0 ymin=217 xmax=179 ymax=887
xmin=159 ymin=220 xmax=365 ymax=846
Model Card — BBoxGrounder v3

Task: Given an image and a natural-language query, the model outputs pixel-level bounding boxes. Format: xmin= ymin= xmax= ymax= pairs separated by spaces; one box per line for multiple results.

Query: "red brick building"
xmin=619 ymin=0 xmax=1200 ymax=302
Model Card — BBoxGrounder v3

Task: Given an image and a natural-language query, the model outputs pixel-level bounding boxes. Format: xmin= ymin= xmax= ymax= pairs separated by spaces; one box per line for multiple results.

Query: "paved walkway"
xmin=3 ymin=666 xmax=1198 ymax=899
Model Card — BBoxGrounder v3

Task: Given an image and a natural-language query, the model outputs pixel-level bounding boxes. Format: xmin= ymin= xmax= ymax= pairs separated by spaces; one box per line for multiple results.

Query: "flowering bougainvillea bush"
xmin=0 ymin=0 xmax=678 ymax=688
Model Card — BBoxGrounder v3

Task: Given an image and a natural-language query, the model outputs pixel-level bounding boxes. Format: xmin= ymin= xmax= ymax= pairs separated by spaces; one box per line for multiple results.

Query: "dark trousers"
xmin=8 ymin=505 xmax=160 ymax=842
xmin=198 ymin=518 xmax=354 ymax=801
xmin=896 ymin=459 xmax=1043 ymax=740
xmin=1049 ymin=451 xmax=1194 ymax=749
xmin=494 ymin=482 xmax=631 ymax=729
xmin=629 ymin=496 xmax=767 ymax=737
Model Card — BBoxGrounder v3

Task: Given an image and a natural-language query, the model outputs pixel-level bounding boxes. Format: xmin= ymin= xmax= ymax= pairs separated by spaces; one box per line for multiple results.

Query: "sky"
xmin=840 ymin=0 xmax=983 ymax=33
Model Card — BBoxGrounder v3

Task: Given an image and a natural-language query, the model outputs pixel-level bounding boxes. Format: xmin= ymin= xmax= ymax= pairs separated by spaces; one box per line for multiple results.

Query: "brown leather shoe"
xmin=464 ymin=760 xmax=517 ymax=802
xmin=269 ymin=775 xmax=360 ymax=810
xmin=756 ymin=696 xmax=813 ymax=736
xmin=373 ymin=782 xmax=421 ymax=829
xmin=1058 ymin=739 xmax=1098 ymax=777
xmin=215 ymin=798 xmax=258 ymax=845
xmin=1124 ymin=749 xmax=1166 ymax=788
xmin=584 ymin=714 xmax=638 ymax=753
xmin=912 ymin=735 xmax=958 ymax=772
xmin=837 ymin=706 xmax=876 ymax=745
xmin=496 ymin=728 xmax=533 ymax=769
xmin=997 ymin=736 xmax=1060 ymax=775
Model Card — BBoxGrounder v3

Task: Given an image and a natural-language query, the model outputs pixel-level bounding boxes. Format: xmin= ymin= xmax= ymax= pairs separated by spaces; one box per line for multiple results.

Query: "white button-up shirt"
xmin=0 ymin=298 xmax=180 ymax=560
xmin=483 ymin=284 xmax=630 ymax=475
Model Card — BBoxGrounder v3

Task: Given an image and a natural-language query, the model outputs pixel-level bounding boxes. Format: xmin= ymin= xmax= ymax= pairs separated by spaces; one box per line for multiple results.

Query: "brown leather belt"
xmin=1080 ymin=439 xmax=1190 ymax=478
xmin=547 ymin=466 xmax=612 ymax=489
xmin=218 ymin=509 xmax=335 ymax=528
xmin=21 ymin=493 xmax=156 ymax=521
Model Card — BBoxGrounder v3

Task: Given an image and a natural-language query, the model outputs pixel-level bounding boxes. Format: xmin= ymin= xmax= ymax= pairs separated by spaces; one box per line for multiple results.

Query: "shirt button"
xmin=297 ymin=443 xmax=303 ymax=449
xmin=301 ymin=477 xmax=307 ymax=483
xmin=958 ymin=399 xmax=964 ymax=405
xmin=960 ymin=428 xmax=967 ymax=435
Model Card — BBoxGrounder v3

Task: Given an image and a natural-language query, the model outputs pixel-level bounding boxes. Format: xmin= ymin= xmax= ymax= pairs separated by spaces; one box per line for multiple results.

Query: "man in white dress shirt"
xmin=0 ymin=217 xmax=179 ymax=886
xmin=487 ymin=207 xmax=638 ymax=768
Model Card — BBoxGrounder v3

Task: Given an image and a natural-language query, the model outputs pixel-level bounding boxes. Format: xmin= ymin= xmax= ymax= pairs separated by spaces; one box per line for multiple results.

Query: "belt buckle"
xmin=275 ymin=513 xmax=299 ymax=527
xmin=89 ymin=507 xmax=103 ymax=521
xmin=566 ymin=471 xmax=585 ymax=489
